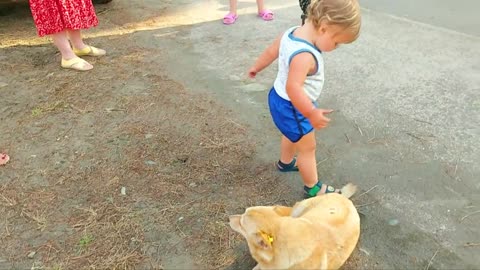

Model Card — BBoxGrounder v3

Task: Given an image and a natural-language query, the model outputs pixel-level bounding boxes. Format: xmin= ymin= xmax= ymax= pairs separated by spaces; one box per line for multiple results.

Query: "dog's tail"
xmin=340 ymin=183 xmax=357 ymax=199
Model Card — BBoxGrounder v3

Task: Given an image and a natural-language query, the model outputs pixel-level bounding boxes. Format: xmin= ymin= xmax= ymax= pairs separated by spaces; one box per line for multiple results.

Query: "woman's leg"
xmin=66 ymin=29 xmax=87 ymax=50
xmin=52 ymin=31 xmax=77 ymax=60
xmin=68 ymin=29 xmax=106 ymax=56
xmin=53 ymin=30 xmax=93 ymax=71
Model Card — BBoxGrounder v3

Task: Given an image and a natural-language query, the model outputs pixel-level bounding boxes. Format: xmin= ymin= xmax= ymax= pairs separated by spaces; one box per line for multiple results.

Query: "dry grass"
xmin=66 ymin=203 xmax=145 ymax=269
xmin=0 ymin=42 xmax=289 ymax=270
xmin=0 ymin=17 xmax=381 ymax=269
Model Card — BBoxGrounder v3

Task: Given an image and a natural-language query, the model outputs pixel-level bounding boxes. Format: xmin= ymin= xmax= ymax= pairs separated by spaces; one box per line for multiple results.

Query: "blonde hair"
xmin=307 ymin=0 xmax=361 ymax=39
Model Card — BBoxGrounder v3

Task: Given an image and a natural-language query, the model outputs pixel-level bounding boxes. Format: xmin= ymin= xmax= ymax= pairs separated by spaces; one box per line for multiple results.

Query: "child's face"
xmin=314 ymin=24 xmax=356 ymax=52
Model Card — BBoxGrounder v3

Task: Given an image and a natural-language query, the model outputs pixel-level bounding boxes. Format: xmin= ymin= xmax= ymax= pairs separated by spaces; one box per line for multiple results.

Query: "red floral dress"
xmin=29 ymin=0 xmax=99 ymax=37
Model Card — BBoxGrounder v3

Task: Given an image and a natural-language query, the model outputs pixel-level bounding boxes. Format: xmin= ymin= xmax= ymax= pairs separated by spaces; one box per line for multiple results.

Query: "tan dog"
xmin=229 ymin=184 xmax=360 ymax=270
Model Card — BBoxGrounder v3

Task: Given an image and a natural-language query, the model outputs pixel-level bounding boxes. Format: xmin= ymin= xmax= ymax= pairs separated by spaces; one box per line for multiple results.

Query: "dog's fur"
xmin=229 ymin=184 xmax=360 ymax=270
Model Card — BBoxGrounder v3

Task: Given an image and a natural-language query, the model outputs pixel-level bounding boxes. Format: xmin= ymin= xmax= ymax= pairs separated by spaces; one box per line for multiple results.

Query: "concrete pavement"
xmin=127 ymin=0 xmax=479 ymax=268
xmin=1 ymin=0 xmax=477 ymax=268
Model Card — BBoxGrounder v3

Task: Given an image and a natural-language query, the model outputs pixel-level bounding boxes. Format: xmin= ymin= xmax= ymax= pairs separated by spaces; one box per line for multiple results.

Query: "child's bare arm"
xmin=286 ymin=53 xmax=316 ymax=116
xmin=248 ymin=34 xmax=282 ymax=78
xmin=287 ymin=53 xmax=333 ymax=129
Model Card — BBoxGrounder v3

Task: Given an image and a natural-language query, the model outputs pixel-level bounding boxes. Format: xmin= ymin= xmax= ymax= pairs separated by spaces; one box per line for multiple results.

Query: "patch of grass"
xmin=50 ymin=265 xmax=64 ymax=270
xmin=78 ymin=234 xmax=94 ymax=250
xmin=31 ymin=107 xmax=43 ymax=117
xmin=31 ymin=101 xmax=67 ymax=117
xmin=67 ymin=204 xmax=145 ymax=268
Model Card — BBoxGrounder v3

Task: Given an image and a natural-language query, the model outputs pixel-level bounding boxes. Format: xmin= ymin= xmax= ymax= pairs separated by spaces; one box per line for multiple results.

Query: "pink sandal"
xmin=0 ymin=153 xmax=9 ymax=166
xmin=223 ymin=13 xmax=238 ymax=25
xmin=258 ymin=10 xmax=274 ymax=21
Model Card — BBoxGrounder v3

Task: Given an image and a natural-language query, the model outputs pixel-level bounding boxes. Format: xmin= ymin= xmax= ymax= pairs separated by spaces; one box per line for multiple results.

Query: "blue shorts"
xmin=268 ymin=87 xmax=316 ymax=143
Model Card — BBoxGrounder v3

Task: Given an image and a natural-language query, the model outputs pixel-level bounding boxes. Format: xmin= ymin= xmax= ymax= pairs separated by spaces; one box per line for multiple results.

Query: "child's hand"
xmin=248 ymin=66 xmax=258 ymax=78
xmin=308 ymin=108 xmax=333 ymax=129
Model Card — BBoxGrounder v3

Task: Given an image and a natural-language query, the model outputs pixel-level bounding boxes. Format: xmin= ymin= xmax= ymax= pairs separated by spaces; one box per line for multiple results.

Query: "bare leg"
xmin=223 ymin=0 xmax=238 ymax=24
xmin=295 ymin=132 xmax=317 ymax=188
xmin=53 ymin=30 xmax=93 ymax=70
xmin=67 ymin=29 xmax=106 ymax=56
xmin=280 ymin=135 xmax=296 ymax=164
xmin=256 ymin=0 xmax=273 ymax=20
xmin=229 ymin=0 xmax=237 ymax=14
xmin=66 ymin=29 xmax=87 ymax=50
xmin=52 ymin=31 xmax=77 ymax=60
xmin=256 ymin=0 xmax=265 ymax=12
xmin=296 ymin=132 xmax=340 ymax=195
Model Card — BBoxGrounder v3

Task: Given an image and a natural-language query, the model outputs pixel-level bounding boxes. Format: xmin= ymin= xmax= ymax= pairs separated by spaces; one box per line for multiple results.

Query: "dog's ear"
xmin=229 ymin=215 xmax=245 ymax=236
xmin=255 ymin=230 xmax=274 ymax=249
xmin=273 ymin=206 xmax=292 ymax=216
xmin=252 ymin=230 xmax=275 ymax=262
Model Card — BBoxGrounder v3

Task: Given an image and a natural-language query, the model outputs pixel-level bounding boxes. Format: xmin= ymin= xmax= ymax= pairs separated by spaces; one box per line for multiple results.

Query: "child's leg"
xmin=229 ymin=0 xmax=237 ymax=14
xmin=223 ymin=0 xmax=238 ymax=24
xmin=296 ymin=132 xmax=340 ymax=196
xmin=256 ymin=0 xmax=274 ymax=20
xmin=295 ymin=132 xmax=318 ymax=188
xmin=256 ymin=0 xmax=265 ymax=12
xmin=276 ymin=135 xmax=298 ymax=171
xmin=280 ymin=135 xmax=296 ymax=164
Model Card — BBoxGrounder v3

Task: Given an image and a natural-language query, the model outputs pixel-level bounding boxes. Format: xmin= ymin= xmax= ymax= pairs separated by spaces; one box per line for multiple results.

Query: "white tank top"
xmin=273 ymin=26 xmax=324 ymax=101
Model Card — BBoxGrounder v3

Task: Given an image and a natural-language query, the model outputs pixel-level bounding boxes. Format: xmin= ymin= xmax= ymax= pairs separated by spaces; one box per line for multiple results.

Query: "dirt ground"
xmin=0 ymin=2 xmax=368 ymax=270
xmin=1 ymin=0 xmax=478 ymax=270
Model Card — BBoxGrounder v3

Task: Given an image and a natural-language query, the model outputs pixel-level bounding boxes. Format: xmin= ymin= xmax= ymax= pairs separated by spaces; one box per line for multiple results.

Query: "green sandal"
xmin=304 ymin=181 xmax=341 ymax=198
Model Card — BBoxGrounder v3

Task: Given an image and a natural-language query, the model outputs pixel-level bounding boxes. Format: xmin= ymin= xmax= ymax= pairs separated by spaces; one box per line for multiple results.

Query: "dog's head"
xmin=229 ymin=206 xmax=289 ymax=264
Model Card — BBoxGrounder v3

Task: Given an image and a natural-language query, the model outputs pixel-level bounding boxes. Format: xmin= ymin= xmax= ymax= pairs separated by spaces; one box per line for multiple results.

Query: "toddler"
xmin=223 ymin=0 xmax=273 ymax=25
xmin=248 ymin=0 xmax=361 ymax=197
